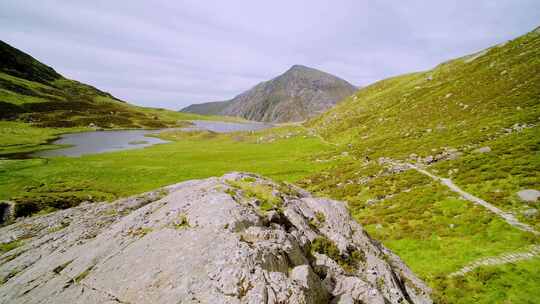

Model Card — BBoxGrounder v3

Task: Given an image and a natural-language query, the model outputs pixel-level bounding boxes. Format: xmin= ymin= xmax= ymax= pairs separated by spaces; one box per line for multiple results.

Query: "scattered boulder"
xmin=517 ymin=189 xmax=540 ymax=203
xmin=0 ymin=173 xmax=432 ymax=304
xmin=473 ymin=146 xmax=491 ymax=154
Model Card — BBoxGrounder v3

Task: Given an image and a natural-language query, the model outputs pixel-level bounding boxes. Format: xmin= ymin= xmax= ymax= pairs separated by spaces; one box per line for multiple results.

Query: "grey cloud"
xmin=1 ymin=0 xmax=539 ymax=109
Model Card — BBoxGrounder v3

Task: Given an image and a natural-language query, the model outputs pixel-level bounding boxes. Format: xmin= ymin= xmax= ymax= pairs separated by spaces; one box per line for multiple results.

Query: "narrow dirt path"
xmin=449 ymin=245 xmax=540 ymax=277
xmin=297 ymin=125 xmax=340 ymax=147
xmin=406 ymin=163 xmax=539 ymax=235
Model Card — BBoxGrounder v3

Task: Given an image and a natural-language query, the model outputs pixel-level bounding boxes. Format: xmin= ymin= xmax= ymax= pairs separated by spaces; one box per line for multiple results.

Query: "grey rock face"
xmin=517 ymin=189 xmax=540 ymax=203
xmin=0 ymin=173 xmax=431 ymax=304
xmin=181 ymin=65 xmax=357 ymax=123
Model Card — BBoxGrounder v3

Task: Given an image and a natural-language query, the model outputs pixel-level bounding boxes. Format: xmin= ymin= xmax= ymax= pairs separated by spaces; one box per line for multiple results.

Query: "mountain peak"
xmin=181 ymin=65 xmax=357 ymax=123
xmin=286 ymin=64 xmax=319 ymax=74
xmin=288 ymin=64 xmax=310 ymax=70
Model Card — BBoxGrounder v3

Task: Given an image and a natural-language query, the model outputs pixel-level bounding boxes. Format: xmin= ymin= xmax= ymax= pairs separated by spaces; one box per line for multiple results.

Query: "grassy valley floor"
xmin=0 ymin=126 xmax=337 ymax=217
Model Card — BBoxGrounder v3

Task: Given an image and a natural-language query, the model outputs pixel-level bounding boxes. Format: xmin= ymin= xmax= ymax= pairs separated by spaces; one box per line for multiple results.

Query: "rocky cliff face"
xmin=0 ymin=173 xmax=431 ymax=304
xmin=181 ymin=65 xmax=357 ymax=123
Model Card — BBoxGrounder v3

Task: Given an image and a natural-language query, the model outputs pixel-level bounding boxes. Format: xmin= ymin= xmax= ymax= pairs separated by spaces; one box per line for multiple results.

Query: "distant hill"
xmin=181 ymin=100 xmax=231 ymax=116
xmin=0 ymin=40 xmax=201 ymax=129
xmin=181 ymin=65 xmax=357 ymax=123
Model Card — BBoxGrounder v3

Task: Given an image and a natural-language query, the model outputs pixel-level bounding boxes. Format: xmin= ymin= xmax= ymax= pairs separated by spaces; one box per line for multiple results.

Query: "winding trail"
xmin=307 ymin=128 xmax=339 ymax=147
xmin=406 ymin=163 xmax=539 ymax=236
xmin=448 ymin=245 xmax=540 ymax=277
xmin=400 ymin=162 xmax=540 ymax=276
xmin=293 ymin=123 xmax=340 ymax=147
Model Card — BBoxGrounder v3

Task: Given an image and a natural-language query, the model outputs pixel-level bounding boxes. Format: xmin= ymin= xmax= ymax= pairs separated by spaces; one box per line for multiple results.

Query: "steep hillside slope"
xmin=181 ymin=65 xmax=357 ymax=122
xmin=0 ymin=40 xmax=206 ymax=130
xmin=301 ymin=28 xmax=540 ymax=302
xmin=0 ymin=40 xmax=227 ymax=156
xmin=0 ymin=173 xmax=432 ymax=304
xmin=181 ymin=100 xmax=231 ymax=115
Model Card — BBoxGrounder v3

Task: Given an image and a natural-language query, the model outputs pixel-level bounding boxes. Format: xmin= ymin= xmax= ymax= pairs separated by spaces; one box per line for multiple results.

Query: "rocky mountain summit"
xmin=0 ymin=173 xmax=431 ymax=304
xmin=181 ymin=65 xmax=357 ymax=123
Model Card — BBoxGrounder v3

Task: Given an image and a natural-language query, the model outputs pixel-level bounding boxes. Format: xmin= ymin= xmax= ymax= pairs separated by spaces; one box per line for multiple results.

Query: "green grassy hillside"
xmin=181 ymin=100 xmax=232 ymax=115
xmin=301 ymin=28 xmax=540 ymax=302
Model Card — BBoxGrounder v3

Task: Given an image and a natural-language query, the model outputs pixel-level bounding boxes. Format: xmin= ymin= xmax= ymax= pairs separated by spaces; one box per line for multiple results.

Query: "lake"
xmin=31 ymin=120 xmax=271 ymax=157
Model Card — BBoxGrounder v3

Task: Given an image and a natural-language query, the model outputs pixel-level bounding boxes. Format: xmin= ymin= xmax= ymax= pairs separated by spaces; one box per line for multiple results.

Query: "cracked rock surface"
xmin=0 ymin=173 xmax=431 ymax=304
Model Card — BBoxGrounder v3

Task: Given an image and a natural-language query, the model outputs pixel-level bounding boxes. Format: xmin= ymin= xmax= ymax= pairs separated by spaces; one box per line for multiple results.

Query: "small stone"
xmin=473 ymin=146 xmax=491 ymax=153
xmin=517 ymin=189 xmax=540 ymax=203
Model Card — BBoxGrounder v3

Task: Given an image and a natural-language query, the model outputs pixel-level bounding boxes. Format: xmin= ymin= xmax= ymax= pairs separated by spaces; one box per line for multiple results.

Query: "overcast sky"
xmin=1 ymin=1 xmax=539 ymax=109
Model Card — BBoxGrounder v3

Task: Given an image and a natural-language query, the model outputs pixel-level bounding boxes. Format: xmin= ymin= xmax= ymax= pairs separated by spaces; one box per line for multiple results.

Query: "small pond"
xmin=30 ymin=120 xmax=271 ymax=157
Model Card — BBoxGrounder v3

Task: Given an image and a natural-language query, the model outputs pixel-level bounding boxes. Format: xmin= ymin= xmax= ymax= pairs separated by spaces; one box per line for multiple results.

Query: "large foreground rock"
xmin=0 ymin=173 xmax=431 ymax=303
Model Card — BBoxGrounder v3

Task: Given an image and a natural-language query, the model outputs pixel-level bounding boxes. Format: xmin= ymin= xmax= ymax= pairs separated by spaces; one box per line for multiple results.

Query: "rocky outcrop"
xmin=181 ymin=65 xmax=357 ymax=123
xmin=0 ymin=173 xmax=431 ymax=304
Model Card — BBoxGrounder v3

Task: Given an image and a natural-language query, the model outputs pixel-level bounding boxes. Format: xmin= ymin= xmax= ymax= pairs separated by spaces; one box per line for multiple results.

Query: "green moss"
xmin=309 ymin=211 xmax=326 ymax=229
xmin=129 ymin=227 xmax=154 ymax=237
xmin=0 ymin=240 xmax=23 ymax=254
xmin=310 ymin=236 xmax=364 ymax=274
xmin=227 ymin=179 xmax=283 ymax=212
xmin=47 ymin=221 xmax=70 ymax=233
xmin=52 ymin=260 xmax=73 ymax=274
xmin=74 ymin=265 xmax=94 ymax=283
xmin=173 ymin=214 xmax=190 ymax=229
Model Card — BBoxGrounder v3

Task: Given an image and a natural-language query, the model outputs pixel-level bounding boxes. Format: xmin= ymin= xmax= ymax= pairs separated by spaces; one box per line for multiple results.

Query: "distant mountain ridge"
xmin=181 ymin=100 xmax=231 ymax=116
xmin=181 ymin=65 xmax=357 ymax=123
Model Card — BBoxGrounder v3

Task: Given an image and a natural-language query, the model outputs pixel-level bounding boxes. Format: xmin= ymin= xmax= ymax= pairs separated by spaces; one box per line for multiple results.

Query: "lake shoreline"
xmin=5 ymin=120 xmax=273 ymax=158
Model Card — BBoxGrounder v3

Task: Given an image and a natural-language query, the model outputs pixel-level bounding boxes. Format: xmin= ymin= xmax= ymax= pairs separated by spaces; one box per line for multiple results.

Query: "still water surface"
xmin=31 ymin=120 xmax=271 ymax=157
